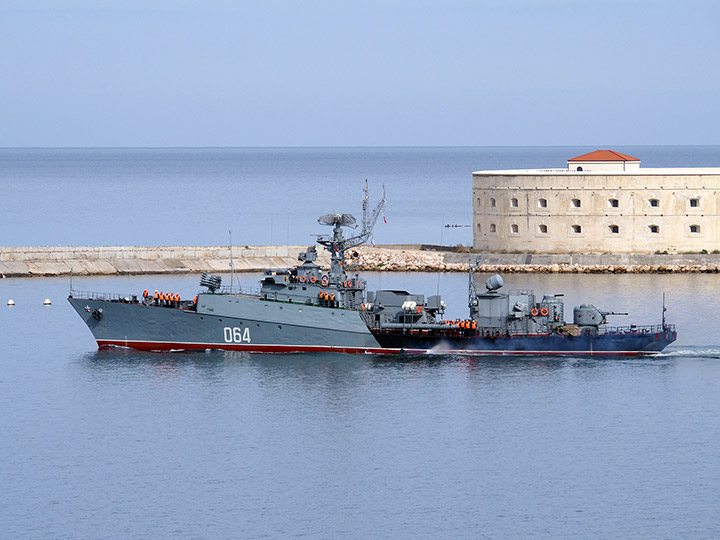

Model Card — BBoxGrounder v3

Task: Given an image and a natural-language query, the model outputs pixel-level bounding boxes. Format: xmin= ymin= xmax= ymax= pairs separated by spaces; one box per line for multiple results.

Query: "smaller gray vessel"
xmin=365 ymin=262 xmax=676 ymax=354
xmin=68 ymin=183 xmax=676 ymax=355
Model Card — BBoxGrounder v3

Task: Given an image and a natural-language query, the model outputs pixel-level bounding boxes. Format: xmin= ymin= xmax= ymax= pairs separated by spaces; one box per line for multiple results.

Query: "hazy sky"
xmin=2 ymin=0 xmax=718 ymax=147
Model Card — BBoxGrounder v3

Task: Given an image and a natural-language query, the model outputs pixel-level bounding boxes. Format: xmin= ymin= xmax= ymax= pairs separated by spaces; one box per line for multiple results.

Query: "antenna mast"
xmin=316 ymin=181 xmax=387 ymax=279
xmin=468 ymin=255 xmax=481 ymax=308
xmin=229 ymin=229 xmax=235 ymax=294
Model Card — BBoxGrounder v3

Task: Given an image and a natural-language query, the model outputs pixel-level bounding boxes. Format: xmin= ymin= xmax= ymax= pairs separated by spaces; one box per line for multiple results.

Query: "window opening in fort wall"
xmin=472 ymin=150 xmax=720 ymax=254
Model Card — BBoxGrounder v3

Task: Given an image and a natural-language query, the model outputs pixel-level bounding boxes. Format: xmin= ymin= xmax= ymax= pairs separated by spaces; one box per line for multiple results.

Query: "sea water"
xmin=2 ymin=147 xmax=720 ymax=539
xmin=2 ymin=146 xmax=720 ymax=247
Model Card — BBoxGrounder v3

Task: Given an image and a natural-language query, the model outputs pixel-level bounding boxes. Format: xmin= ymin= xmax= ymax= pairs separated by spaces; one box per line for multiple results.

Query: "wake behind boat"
xmin=68 ymin=184 xmax=676 ymax=356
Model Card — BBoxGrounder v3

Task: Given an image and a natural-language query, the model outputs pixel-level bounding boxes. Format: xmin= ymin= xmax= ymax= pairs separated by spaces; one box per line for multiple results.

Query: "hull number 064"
xmin=223 ymin=327 xmax=251 ymax=343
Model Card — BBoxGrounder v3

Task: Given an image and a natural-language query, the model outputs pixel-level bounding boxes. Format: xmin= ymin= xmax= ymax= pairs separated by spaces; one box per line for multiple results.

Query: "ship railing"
xmin=69 ymin=290 xmax=136 ymax=302
xmin=508 ymin=289 xmax=534 ymax=295
xmin=359 ymin=310 xmax=377 ymax=328
xmin=197 ymin=286 xmax=261 ymax=297
xmin=601 ymin=323 xmax=675 ymax=335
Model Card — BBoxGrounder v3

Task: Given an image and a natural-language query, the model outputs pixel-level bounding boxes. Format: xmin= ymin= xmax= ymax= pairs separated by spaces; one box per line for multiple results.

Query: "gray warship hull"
xmin=371 ymin=328 xmax=677 ymax=356
xmin=68 ymin=293 xmax=676 ymax=356
xmin=68 ymin=294 xmax=386 ymax=354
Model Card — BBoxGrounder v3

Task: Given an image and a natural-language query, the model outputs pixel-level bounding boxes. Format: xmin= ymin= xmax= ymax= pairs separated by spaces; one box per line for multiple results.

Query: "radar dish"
xmin=318 ymin=213 xmax=357 ymax=227
xmin=485 ymin=274 xmax=504 ymax=292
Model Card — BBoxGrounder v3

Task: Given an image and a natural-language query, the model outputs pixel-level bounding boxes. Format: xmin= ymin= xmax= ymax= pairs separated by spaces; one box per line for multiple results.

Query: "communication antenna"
xmin=468 ymin=254 xmax=482 ymax=307
xmin=229 ymin=229 xmax=235 ymax=294
xmin=662 ymin=292 xmax=667 ymax=329
xmin=436 ymin=214 xmax=445 ymax=296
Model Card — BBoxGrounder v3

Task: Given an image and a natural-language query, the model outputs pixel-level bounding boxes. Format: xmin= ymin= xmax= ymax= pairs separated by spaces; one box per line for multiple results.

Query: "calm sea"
xmin=2 ymin=146 xmax=720 ymax=247
xmin=2 ymin=147 xmax=720 ymax=539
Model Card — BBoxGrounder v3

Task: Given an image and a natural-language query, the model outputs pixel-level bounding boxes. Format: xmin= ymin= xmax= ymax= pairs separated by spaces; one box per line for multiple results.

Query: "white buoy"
xmin=7 ymin=299 xmax=15 ymax=306
xmin=43 ymin=298 xmax=52 ymax=305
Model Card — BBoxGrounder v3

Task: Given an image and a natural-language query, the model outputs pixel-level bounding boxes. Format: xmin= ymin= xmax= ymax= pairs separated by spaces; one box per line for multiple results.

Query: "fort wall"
xmin=473 ymin=168 xmax=720 ymax=253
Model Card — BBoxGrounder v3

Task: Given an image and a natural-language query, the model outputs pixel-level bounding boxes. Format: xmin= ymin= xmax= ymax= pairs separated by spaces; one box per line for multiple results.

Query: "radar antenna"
xmin=316 ymin=180 xmax=386 ymax=280
xmin=317 ymin=213 xmax=357 ymax=228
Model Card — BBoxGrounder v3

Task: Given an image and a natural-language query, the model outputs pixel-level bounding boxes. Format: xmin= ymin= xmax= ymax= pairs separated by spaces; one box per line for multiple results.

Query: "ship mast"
xmin=316 ymin=180 xmax=386 ymax=282
xmin=468 ymin=255 xmax=482 ymax=308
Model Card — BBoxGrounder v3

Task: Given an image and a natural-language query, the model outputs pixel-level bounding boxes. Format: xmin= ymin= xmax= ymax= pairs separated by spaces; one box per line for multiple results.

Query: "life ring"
xmin=361 ymin=303 xmax=366 ymax=310
xmin=310 ymin=276 xmax=317 ymax=284
xmin=299 ymin=276 xmax=306 ymax=283
xmin=416 ymin=305 xmax=422 ymax=314
xmin=530 ymin=308 xmax=539 ymax=316
xmin=321 ymin=276 xmax=329 ymax=287
xmin=540 ymin=307 xmax=549 ymax=316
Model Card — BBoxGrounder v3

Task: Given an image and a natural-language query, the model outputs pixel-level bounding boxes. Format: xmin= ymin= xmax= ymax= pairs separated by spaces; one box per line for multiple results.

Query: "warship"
xmin=68 ymin=184 xmax=676 ymax=356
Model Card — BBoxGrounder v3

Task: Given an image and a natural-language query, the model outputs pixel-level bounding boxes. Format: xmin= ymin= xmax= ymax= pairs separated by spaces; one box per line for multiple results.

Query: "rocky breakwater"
xmin=348 ymin=247 xmax=720 ymax=274
xmin=0 ymin=245 xmax=331 ymax=278
xmin=4 ymin=245 xmax=720 ymax=277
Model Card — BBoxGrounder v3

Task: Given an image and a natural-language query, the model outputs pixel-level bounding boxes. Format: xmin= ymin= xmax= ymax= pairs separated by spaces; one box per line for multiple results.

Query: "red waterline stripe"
xmin=96 ymin=340 xmax=649 ymax=356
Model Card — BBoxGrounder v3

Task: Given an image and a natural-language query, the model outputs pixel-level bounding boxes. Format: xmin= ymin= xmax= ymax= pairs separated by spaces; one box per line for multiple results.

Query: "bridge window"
xmin=609 ymin=225 xmax=619 ymax=234
xmin=649 ymin=199 xmax=659 ymax=207
xmin=572 ymin=225 xmax=582 ymax=234
xmin=690 ymin=224 xmax=700 ymax=233
xmin=609 ymin=198 xmax=619 ymax=208
xmin=649 ymin=225 xmax=659 ymax=234
xmin=538 ymin=198 xmax=547 ymax=208
xmin=571 ymin=198 xmax=581 ymax=208
xmin=539 ymin=224 xmax=548 ymax=234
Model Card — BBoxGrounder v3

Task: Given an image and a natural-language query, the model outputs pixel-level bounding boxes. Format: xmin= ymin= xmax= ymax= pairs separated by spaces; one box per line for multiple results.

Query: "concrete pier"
xmin=0 ymin=245 xmax=328 ymax=278
xmin=2 ymin=245 xmax=720 ymax=278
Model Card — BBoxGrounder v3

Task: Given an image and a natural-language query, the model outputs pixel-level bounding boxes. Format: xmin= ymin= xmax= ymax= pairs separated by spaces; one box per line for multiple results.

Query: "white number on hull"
xmin=223 ymin=327 xmax=251 ymax=343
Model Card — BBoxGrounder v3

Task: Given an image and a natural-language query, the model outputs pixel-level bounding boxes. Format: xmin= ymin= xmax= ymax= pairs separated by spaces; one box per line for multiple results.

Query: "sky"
xmin=1 ymin=0 xmax=718 ymax=147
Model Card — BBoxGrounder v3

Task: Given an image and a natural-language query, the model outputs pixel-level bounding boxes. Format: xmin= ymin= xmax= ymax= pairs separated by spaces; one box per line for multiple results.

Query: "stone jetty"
xmin=349 ymin=247 xmax=720 ymax=274
xmin=2 ymin=245 xmax=720 ymax=278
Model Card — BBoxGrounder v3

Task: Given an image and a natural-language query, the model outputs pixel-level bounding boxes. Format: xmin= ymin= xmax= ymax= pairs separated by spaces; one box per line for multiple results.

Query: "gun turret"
xmin=573 ymin=304 xmax=628 ymax=327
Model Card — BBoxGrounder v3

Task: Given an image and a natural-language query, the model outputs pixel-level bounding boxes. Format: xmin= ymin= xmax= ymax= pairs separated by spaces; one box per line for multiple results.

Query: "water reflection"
xmin=73 ymin=346 xmax=693 ymax=389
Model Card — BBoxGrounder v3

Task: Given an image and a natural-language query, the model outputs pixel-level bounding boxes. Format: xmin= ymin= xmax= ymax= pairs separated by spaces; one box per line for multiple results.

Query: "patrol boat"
xmin=364 ymin=261 xmax=676 ymax=355
xmin=68 ymin=184 xmax=676 ymax=356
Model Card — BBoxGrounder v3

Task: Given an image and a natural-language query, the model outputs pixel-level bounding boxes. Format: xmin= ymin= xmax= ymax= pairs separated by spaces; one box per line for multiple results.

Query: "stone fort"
xmin=472 ymin=150 xmax=720 ymax=254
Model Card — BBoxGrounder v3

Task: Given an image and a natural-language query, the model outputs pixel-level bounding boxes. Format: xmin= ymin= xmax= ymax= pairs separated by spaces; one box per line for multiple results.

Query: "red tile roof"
xmin=568 ymin=150 xmax=640 ymax=162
